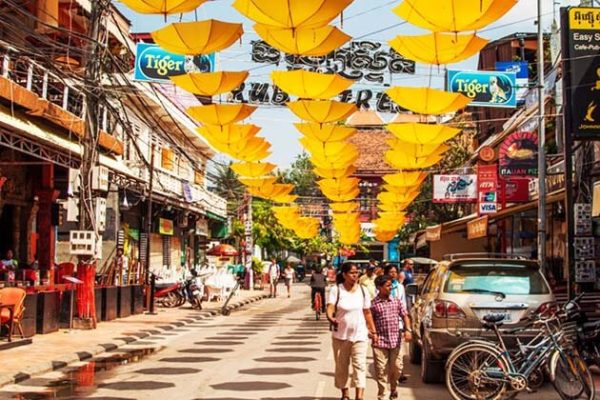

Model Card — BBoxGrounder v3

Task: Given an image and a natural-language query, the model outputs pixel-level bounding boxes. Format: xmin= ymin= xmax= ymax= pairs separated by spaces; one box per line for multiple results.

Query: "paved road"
xmin=0 ymin=284 xmax=594 ymax=400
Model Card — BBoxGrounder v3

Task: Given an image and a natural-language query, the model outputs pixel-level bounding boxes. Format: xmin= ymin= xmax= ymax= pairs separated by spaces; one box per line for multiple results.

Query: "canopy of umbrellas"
xmin=120 ymin=0 xmax=517 ymax=245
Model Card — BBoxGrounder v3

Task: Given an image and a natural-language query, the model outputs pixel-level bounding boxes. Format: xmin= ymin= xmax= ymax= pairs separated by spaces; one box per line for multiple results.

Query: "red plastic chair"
xmin=57 ymin=262 xmax=75 ymax=284
xmin=0 ymin=287 xmax=26 ymax=340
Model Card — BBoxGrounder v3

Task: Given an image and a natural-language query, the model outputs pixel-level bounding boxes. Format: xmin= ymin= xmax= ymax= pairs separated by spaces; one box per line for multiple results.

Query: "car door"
xmin=411 ymin=270 xmax=436 ymax=344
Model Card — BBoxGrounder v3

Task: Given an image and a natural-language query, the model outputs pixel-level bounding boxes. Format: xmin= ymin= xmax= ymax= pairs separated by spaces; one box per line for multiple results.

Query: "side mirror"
xmin=406 ymin=283 xmax=419 ymax=297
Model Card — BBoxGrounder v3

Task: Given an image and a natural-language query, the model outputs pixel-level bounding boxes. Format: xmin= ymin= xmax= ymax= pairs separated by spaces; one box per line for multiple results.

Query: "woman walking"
xmin=326 ymin=262 xmax=377 ymax=400
xmin=283 ymin=263 xmax=295 ymax=298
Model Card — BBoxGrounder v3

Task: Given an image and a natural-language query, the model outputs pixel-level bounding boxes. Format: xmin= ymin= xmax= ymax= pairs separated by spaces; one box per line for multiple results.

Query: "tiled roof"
xmin=347 ymin=109 xmax=384 ymax=127
xmin=347 ymin=128 xmax=395 ymax=174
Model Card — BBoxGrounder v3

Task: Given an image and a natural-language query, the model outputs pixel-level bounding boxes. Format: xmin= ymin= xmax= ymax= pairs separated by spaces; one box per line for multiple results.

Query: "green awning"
xmin=206 ymin=211 xmax=227 ymax=222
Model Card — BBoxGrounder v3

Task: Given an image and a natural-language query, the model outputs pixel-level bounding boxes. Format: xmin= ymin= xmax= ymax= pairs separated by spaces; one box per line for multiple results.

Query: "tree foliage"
xmin=283 ymin=152 xmax=321 ymax=197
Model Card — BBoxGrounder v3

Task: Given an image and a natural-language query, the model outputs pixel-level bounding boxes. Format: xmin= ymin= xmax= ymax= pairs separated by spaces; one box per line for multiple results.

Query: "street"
xmin=0 ymin=283 xmax=592 ymax=400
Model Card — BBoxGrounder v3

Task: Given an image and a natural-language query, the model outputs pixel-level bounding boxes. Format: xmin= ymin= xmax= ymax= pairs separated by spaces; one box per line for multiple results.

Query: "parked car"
xmin=406 ymin=253 xmax=555 ymax=383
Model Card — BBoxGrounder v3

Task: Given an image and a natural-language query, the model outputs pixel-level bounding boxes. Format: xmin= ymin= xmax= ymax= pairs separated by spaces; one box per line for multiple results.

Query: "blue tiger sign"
xmin=447 ymin=70 xmax=517 ymax=108
xmin=134 ymin=43 xmax=215 ymax=83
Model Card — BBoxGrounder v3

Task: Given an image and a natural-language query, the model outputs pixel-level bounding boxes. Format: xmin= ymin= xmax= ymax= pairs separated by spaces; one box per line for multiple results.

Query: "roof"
xmin=347 ymin=109 xmax=384 ymax=127
xmin=347 ymin=128 xmax=395 ymax=174
xmin=388 ymin=113 xmax=436 ymax=124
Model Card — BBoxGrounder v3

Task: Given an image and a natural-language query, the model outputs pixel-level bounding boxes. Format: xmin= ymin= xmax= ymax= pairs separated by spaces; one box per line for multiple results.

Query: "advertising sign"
xmin=496 ymin=61 xmax=529 ymax=103
xmin=500 ymin=179 xmax=530 ymax=203
xmin=159 ymin=218 xmax=174 ymax=236
xmin=499 ymin=131 xmax=538 ymax=177
xmin=433 ymin=174 xmax=477 ymax=203
xmin=561 ymin=8 xmax=600 ymax=139
xmin=468 ymin=216 xmax=489 ymax=239
xmin=134 ymin=43 xmax=215 ymax=83
xmin=425 ymin=225 xmax=441 ymax=241
xmin=448 ymin=70 xmax=517 ymax=108
xmin=478 ymin=164 xmax=498 ymax=215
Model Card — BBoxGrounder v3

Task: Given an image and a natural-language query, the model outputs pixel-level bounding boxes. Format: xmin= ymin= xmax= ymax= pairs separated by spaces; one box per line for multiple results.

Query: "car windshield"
xmin=444 ymin=262 xmax=550 ymax=295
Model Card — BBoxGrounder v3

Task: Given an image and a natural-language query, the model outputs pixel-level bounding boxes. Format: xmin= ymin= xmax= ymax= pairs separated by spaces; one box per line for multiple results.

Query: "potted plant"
xmin=251 ymin=257 xmax=264 ymax=290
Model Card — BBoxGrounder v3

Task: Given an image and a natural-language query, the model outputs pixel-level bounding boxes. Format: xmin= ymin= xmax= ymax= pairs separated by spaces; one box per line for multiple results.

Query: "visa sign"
xmin=448 ymin=70 xmax=517 ymax=108
xmin=134 ymin=43 xmax=215 ymax=83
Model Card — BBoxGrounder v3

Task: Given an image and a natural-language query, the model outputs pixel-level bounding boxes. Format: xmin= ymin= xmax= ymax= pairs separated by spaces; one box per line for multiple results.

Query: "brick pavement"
xmin=0 ymin=288 xmax=268 ymax=388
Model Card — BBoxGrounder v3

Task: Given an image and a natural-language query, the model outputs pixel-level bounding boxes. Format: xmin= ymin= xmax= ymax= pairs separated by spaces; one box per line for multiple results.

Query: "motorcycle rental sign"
xmin=433 ymin=174 xmax=477 ymax=203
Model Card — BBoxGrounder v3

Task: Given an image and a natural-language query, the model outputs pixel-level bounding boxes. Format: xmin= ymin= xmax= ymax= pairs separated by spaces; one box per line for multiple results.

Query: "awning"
xmin=206 ymin=210 xmax=227 ymax=222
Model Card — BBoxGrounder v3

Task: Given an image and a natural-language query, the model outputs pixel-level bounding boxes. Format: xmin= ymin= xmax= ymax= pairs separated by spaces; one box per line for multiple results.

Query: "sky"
xmin=115 ymin=0 xmax=581 ymax=170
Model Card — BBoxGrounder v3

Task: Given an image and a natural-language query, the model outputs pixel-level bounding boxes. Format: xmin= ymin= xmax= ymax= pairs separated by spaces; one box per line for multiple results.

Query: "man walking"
xmin=370 ymin=275 xmax=412 ymax=400
xmin=402 ymin=259 xmax=415 ymax=285
xmin=359 ymin=264 xmax=377 ymax=299
xmin=268 ymin=258 xmax=280 ymax=298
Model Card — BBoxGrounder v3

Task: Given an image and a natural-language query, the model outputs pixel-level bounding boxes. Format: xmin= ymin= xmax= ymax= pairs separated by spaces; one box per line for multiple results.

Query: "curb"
xmin=0 ymin=293 xmax=268 ymax=388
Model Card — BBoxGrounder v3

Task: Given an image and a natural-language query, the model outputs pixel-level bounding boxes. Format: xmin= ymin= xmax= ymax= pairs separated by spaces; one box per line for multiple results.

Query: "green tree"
xmin=212 ymin=161 xmax=244 ymax=215
xmin=283 ymin=152 xmax=321 ymax=197
xmin=251 ymin=199 xmax=294 ymax=258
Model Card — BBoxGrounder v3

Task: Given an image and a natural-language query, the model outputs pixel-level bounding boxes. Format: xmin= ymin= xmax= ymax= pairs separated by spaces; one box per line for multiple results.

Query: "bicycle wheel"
xmin=552 ymin=351 xmax=596 ymax=400
xmin=314 ymin=293 xmax=322 ymax=321
xmin=446 ymin=344 xmax=509 ymax=400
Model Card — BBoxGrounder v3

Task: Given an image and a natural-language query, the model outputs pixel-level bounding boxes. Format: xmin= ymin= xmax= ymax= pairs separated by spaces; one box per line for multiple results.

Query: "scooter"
xmin=184 ymin=273 xmax=204 ymax=310
xmin=561 ymin=293 xmax=600 ymax=368
xmin=154 ymin=275 xmax=185 ymax=308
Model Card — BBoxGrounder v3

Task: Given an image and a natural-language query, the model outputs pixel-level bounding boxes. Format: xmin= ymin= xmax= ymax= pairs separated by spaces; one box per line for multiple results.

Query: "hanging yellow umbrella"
xmin=272 ymin=194 xmax=298 ymax=203
xmin=248 ymin=183 xmax=294 ymax=199
xmin=231 ymin=161 xmax=276 ymax=177
xmin=288 ymin=100 xmax=357 ymax=123
xmin=322 ymin=187 xmax=360 ymax=202
xmin=378 ymin=211 xmax=407 ymax=222
xmin=386 ymin=123 xmax=461 ymax=145
xmin=295 ymin=123 xmax=356 ymax=142
xmin=385 ymin=151 xmax=444 ymax=170
xmin=300 ymin=138 xmax=357 ymax=159
xmin=375 ymin=230 xmax=397 ymax=242
xmin=272 ymin=70 xmax=353 ymax=100
xmin=233 ymin=0 xmax=352 ymax=28
xmin=389 ymin=32 xmax=488 ymax=65
xmin=318 ymin=177 xmax=360 ymax=192
xmin=187 ymin=104 xmax=256 ymax=126
xmin=394 ymin=0 xmax=517 ymax=32
xmin=152 ymin=20 xmax=244 ymax=55
xmin=239 ymin=176 xmax=277 ymax=187
xmin=385 ymin=87 xmax=471 ymax=115
xmin=382 ymin=171 xmax=428 ymax=188
xmin=386 ymin=141 xmax=450 ymax=158
xmin=383 ymin=184 xmax=422 ymax=195
xmin=197 ymin=124 xmax=260 ymax=146
xmin=170 ymin=71 xmax=248 ymax=96
xmin=378 ymin=201 xmax=411 ymax=212
xmin=311 ymin=153 xmax=357 ymax=169
xmin=330 ymin=202 xmax=359 ymax=213
xmin=212 ymin=136 xmax=271 ymax=156
xmin=273 ymin=205 xmax=300 ymax=216
xmin=314 ymin=165 xmax=356 ymax=179
xmin=378 ymin=191 xmax=420 ymax=205
xmin=254 ymin=24 xmax=351 ymax=56
xmin=120 ymin=0 xmax=207 ymax=14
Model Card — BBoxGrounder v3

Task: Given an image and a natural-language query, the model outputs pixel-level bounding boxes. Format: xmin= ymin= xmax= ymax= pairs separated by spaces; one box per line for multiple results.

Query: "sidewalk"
xmin=0 ymin=288 xmax=268 ymax=388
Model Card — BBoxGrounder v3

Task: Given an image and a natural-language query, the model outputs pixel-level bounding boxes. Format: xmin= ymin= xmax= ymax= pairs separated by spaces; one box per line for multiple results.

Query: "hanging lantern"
xmin=187 ymin=104 xmax=256 ymax=126
xmin=385 ymin=87 xmax=471 ymax=115
xmin=152 ymin=20 xmax=243 ymax=55
xmin=288 ymin=100 xmax=357 ymax=123
xmin=389 ymin=32 xmax=488 ymax=65
xmin=386 ymin=123 xmax=461 ymax=145
xmin=254 ymin=24 xmax=351 ymax=56
xmin=120 ymin=0 xmax=207 ymax=14
xmin=272 ymin=70 xmax=353 ymax=100
xmin=295 ymin=123 xmax=356 ymax=142
xmin=231 ymin=162 xmax=276 ymax=177
xmin=170 ymin=71 xmax=248 ymax=96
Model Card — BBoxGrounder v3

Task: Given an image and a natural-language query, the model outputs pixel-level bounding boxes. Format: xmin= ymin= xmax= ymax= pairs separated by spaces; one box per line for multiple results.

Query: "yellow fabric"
xmin=187 ymin=104 xmax=256 ymax=126
xmin=378 ymin=191 xmax=420 ymax=205
xmin=375 ymin=230 xmax=397 ymax=242
xmin=313 ymin=165 xmax=356 ymax=179
xmin=385 ymin=150 xmax=443 ymax=169
xmin=394 ymin=0 xmax=517 ymax=32
xmin=382 ymin=171 xmax=428 ymax=188
xmin=230 ymin=161 xmax=276 ymax=177
xmin=170 ymin=71 xmax=248 ymax=96
xmin=382 ymin=184 xmax=422 ymax=195
xmin=330 ymin=202 xmax=359 ymax=213
xmin=272 ymin=194 xmax=298 ymax=203
xmin=272 ymin=70 xmax=353 ymax=100
xmin=254 ymin=24 xmax=351 ymax=56
xmin=321 ymin=187 xmax=360 ymax=202
xmin=197 ymin=124 xmax=260 ymax=146
xmin=120 ymin=0 xmax=207 ymax=14
xmin=389 ymin=32 xmax=488 ymax=65
xmin=233 ymin=0 xmax=352 ymax=28
xmin=311 ymin=153 xmax=357 ymax=169
xmin=295 ymin=123 xmax=356 ymax=142
xmin=386 ymin=141 xmax=450 ymax=158
xmin=152 ymin=20 xmax=243 ymax=55
xmin=385 ymin=87 xmax=471 ymax=115
xmin=300 ymin=138 xmax=357 ymax=159
xmin=239 ymin=176 xmax=277 ymax=187
xmin=288 ymin=100 xmax=357 ymax=123
xmin=386 ymin=123 xmax=461 ymax=145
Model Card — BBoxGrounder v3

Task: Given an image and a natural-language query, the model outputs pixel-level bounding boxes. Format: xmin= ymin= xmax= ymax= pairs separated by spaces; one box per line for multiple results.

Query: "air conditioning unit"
xmin=91 ymin=166 xmax=109 ymax=191
xmin=95 ymin=197 xmax=107 ymax=232
xmin=66 ymin=198 xmax=79 ymax=222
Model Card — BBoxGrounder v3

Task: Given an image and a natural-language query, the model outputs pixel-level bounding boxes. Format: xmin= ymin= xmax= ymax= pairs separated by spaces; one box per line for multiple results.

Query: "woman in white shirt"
xmin=283 ymin=264 xmax=295 ymax=298
xmin=326 ymin=262 xmax=377 ymax=400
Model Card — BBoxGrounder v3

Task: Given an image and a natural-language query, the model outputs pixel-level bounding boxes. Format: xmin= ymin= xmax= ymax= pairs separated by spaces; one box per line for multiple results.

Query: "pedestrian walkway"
xmin=0 ymin=288 xmax=268 ymax=388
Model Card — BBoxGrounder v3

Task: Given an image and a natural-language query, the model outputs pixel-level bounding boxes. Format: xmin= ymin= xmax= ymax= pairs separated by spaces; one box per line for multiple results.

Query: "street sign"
xmin=447 ymin=70 xmax=517 ymax=108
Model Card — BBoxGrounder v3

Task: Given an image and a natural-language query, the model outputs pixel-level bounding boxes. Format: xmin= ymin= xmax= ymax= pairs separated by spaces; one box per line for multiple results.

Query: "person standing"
xmin=358 ymin=265 xmax=377 ymax=299
xmin=1 ymin=249 xmax=17 ymax=271
xmin=113 ymin=248 xmax=129 ymax=286
xmin=326 ymin=263 xmax=377 ymax=400
xmin=310 ymin=266 xmax=327 ymax=312
xmin=268 ymin=258 xmax=280 ymax=298
xmin=283 ymin=263 xmax=295 ymax=298
xmin=384 ymin=264 xmax=408 ymax=383
xmin=402 ymin=259 xmax=415 ymax=285
xmin=370 ymin=275 xmax=412 ymax=400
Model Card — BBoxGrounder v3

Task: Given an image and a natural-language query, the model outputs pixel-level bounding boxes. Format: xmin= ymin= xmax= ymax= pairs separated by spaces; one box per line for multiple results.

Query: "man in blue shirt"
xmin=402 ymin=259 xmax=414 ymax=286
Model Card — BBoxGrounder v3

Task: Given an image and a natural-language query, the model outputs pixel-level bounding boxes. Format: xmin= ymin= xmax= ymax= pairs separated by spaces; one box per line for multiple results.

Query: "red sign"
xmin=477 ymin=164 xmax=498 ymax=215
xmin=499 ymin=179 xmax=530 ymax=203
xmin=499 ymin=131 xmax=538 ymax=177
xmin=479 ymin=146 xmax=495 ymax=162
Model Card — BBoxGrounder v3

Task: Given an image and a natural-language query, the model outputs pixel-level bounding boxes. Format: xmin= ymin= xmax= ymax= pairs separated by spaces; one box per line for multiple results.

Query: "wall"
xmin=430 ymin=231 xmax=487 ymax=260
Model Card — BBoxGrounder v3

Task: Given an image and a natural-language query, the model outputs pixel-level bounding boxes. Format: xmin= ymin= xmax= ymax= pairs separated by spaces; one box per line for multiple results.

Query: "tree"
xmin=211 ymin=161 xmax=244 ymax=215
xmin=283 ymin=152 xmax=321 ymax=197
xmin=251 ymin=199 xmax=294 ymax=258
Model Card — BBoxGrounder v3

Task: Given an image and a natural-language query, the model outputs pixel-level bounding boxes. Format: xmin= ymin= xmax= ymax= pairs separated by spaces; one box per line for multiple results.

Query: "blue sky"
xmin=116 ymin=0 xmax=578 ymax=169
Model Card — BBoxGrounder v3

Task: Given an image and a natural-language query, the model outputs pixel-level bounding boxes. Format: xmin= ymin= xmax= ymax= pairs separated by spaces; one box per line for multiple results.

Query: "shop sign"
xmin=360 ymin=223 xmax=376 ymax=238
xmin=196 ymin=218 xmax=209 ymax=236
xmin=479 ymin=146 xmax=496 ymax=162
xmin=134 ymin=43 xmax=215 ymax=83
xmin=425 ymin=225 xmax=441 ymax=241
xmin=182 ymin=182 xmax=193 ymax=203
xmin=500 ymin=179 xmax=530 ymax=203
xmin=495 ymin=61 xmax=529 ymax=104
xmin=561 ymin=8 xmax=600 ymax=139
xmin=467 ymin=216 xmax=488 ymax=239
xmin=159 ymin=218 xmax=174 ymax=236
xmin=447 ymin=70 xmax=517 ymax=108
xmin=478 ymin=164 xmax=498 ymax=215
xmin=499 ymin=131 xmax=538 ymax=177
xmin=433 ymin=174 xmax=477 ymax=203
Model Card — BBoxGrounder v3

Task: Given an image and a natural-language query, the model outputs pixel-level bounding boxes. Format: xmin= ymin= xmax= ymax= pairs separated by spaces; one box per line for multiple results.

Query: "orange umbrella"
xmin=120 ymin=0 xmax=207 ymax=14
xmin=152 ymin=20 xmax=243 ymax=55
xmin=295 ymin=123 xmax=356 ymax=142
xmin=288 ymin=100 xmax=357 ymax=123
xmin=170 ymin=71 xmax=248 ymax=96
xmin=187 ymin=104 xmax=256 ymax=126
xmin=254 ymin=24 xmax=351 ymax=56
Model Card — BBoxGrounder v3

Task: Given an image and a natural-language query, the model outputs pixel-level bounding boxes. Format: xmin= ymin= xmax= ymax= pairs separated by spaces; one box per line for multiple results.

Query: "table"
xmin=0 ymin=304 xmax=15 ymax=342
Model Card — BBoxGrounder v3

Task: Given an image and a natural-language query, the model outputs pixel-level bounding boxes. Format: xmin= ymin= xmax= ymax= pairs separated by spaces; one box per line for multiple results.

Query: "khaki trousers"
xmin=373 ymin=346 xmax=401 ymax=400
xmin=332 ymin=338 xmax=368 ymax=389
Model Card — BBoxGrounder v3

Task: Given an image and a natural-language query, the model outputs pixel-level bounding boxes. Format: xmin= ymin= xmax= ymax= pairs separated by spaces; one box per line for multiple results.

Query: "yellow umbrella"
xmin=233 ymin=0 xmax=352 ymax=28
xmin=330 ymin=202 xmax=358 ymax=213
xmin=375 ymin=230 xmax=397 ymax=242
xmin=382 ymin=171 xmax=428 ymax=188
xmin=295 ymin=123 xmax=356 ymax=142
xmin=378 ymin=191 xmax=420 ymax=205
xmin=378 ymin=211 xmax=407 ymax=222
xmin=272 ymin=194 xmax=298 ymax=203
xmin=152 ymin=20 xmax=244 ymax=55
xmin=300 ymin=138 xmax=357 ymax=159
xmin=378 ymin=202 xmax=410 ymax=212
xmin=321 ymin=187 xmax=360 ymax=202
xmin=239 ymin=176 xmax=277 ymax=187
xmin=314 ymin=165 xmax=356 ymax=179
xmin=272 ymin=70 xmax=353 ymax=100
xmin=386 ymin=141 xmax=450 ymax=157
xmin=288 ymin=100 xmax=357 ymax=123
xmin=311 ymin=153 xmax=357 ymax=169
xmin=383 ymin=184 xmax=422 ymax=195
xmin=318 ymin=177 xmax=360 ymax=193
xmin=389 ymin=32 xmax=488 ymax=65
xmin=385 ymin=151 xmax=443 ymax=170
xmin=230 ymin=161 xmax=276 ymax=177
xmin=187 ymin=104 xmax=256 ymax=126
xmin=170 ymin=71 xmax=248 ymax=96
xmin=386 ymin=123 xmax=461 ymax=145
xmin=211 ymin=136 xmax=271 ymax=155
xmin=386 ymin=87 xmax=471 ymax=115
xmin=197 ymin=124 xmax=260 ymax=146
xmin=120 ymin=0 xmax=207 ymax=14
xmin=394 ymin=0 xmax=517 ymax=32
xmin=254 ymin=24 xmax=351 ymax=56
xmin=248 ymin=183 xmax=294 ymax=199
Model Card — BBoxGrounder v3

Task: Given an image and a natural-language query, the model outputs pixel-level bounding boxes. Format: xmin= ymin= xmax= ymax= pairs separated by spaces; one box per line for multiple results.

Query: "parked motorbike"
xmin=154 ymin=278 xmax=184 ymax=308
xmin=184 ymin=271 xmax=204 ymax=310
xmin=560 ymin=293 xmax=600 ymax=368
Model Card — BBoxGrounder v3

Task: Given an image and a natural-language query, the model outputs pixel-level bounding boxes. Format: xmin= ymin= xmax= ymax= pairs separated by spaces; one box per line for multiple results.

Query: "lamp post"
xmin=537 ymin=0 xmax=547 ymax=270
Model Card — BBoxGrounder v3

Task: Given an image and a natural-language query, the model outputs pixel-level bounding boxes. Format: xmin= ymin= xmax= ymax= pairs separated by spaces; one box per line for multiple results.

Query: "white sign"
xmin=360 ymin=223 xmax=375 ymax=238
xmin=433 ymin=175 xmax=477 ymax=203
xmin=479 ymin=202 xmax=498 ymax=214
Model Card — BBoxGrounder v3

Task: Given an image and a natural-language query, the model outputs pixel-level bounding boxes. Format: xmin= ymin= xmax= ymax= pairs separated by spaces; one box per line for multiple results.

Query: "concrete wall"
xmin=430 ymin=230 xmax=488 ymax=260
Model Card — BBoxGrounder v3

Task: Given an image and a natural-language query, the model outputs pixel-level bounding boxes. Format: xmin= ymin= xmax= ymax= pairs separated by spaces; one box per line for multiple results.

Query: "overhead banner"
xmin=433 ymin=174 xmax=477 ymax=203
xmin=134 ymin=43 xmax=215 ymax=83
xmin=448 ymin=70 xmax=517 ymax=108
xmin=561 ymin=7 xmax=600 ymax=139
xmin=499 ymin=131 xmax=538 ymax=177
xmin=478 ymin=164 xmax=498 ymax=215
xmin=495 ymin=61 xmax=529 ymax=104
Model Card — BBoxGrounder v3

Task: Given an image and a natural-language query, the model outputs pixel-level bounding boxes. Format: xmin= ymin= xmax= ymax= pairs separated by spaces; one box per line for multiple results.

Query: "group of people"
xmin=267 ymin=258 xmax=297 ymax=298
xmin=326 ymin=259 xmax=416 ymax=400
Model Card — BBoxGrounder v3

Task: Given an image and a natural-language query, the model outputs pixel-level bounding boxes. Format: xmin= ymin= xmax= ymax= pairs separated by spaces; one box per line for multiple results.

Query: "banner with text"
xmin=448 ymin=69 xmax=517 ymax=108
xmin=134 ymin=43 xmax=215 ymax=83
xmin=478 ymin=164 xmax=498 ymax=215
xmin=499 ymin=131 xmax=538 ymax=177
xmin=433 ymin=174 xmax=477 ymax=203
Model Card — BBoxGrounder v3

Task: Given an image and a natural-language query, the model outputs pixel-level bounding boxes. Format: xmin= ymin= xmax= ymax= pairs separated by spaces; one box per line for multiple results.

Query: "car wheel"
xmin=409 ymin=338 xmax=421 ymax=365
xmin=421 ymin=341 xmax=443 ymax=383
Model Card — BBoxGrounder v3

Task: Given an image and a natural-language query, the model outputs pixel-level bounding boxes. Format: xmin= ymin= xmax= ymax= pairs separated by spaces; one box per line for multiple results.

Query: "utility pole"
xmin=536 ymin=0 xmax=547 ymax=269
xmin=145 ymin=143 xmax=156 ymax=313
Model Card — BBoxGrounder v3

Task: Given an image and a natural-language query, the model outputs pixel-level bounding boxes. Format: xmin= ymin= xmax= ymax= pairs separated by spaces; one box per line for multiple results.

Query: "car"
xmin=406 ymin=253 xmax=555 ymax=384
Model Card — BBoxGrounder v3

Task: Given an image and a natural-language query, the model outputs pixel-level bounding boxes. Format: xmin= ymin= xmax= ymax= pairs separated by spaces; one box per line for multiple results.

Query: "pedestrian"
xmin=326 ymin=262 xmax=377 ymax=400
xmin=283 ymin=263 xmax=295 ymax=298
xmin=370 ymin=275 xmax=412 ymax=400
xmin=402 ymin=259 xmax=415 ymax=285
xmin=268 ymin=258 xmax=280 ymax=298
xmin=358 ymin=264 xmax=376 ymax=299
xmin=310 ymin=266 xmax=327 ymax=312
xmin=384 ymin=264 xmax=408 ymax=383
xmin=1 ymin=249 xmax=17 ymax=271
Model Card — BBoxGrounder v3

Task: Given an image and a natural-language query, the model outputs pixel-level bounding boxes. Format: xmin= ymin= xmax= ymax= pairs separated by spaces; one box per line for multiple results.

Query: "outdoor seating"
xmin=0 ymin=287 xmax=26 ymax=341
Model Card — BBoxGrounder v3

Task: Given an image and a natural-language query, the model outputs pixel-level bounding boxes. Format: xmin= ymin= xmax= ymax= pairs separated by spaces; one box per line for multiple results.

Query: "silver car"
xmin=406 ymin=254 xmax=555 ymax=384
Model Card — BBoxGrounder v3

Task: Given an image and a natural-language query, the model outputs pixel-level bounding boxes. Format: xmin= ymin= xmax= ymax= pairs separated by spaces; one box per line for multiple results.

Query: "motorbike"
xmin=154 ymin=278 xmax=185 ymax=308
xmin=184 ymin=273 xmax=204 ymax=310
xmin=560 ymin=293 xmax=600 ymax=368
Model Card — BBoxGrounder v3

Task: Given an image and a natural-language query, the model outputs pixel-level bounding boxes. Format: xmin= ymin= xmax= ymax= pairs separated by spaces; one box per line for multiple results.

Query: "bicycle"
xmin=313 ymin=291 xmax=323 ymax=321
xmin=445 ymin=312 xmax=596 ymax=400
